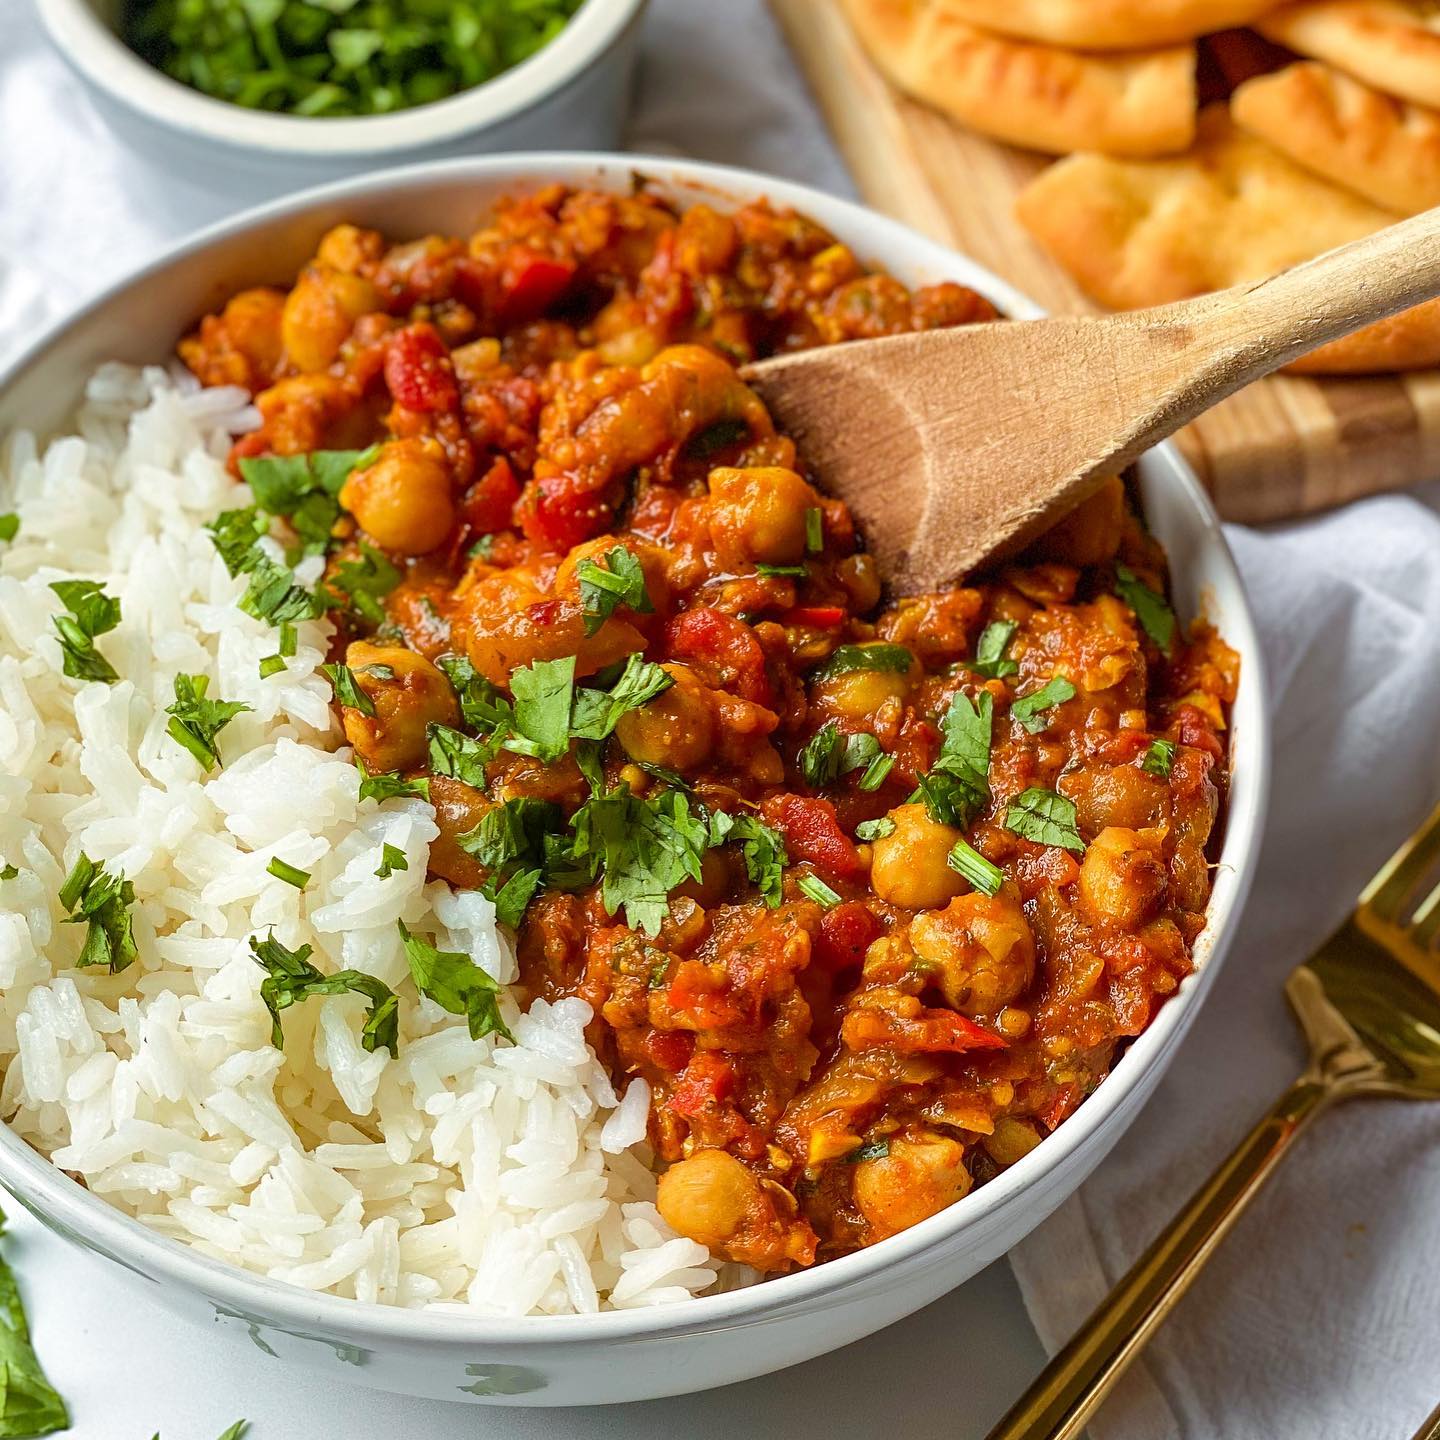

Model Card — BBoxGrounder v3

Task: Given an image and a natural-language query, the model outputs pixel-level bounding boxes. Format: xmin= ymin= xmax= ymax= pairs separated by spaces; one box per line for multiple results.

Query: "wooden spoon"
xmin=742 ymin=209 xmax=1440 ymax=593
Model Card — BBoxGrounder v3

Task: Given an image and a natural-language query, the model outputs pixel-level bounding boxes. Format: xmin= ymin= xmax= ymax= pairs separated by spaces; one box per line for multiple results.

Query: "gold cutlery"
xmin=986 ymin=801 xmax=1440 ymax=1440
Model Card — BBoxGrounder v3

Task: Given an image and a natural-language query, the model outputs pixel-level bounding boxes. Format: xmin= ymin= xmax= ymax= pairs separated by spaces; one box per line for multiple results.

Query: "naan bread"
xmin=1234 ymin=61 xmax=1440 ymax=213
xmin=929 ymin=0 xmax=1285 ymax=49
xmin=1014 ymin=106 xmax=1440 ymax=373
xmin=842 ymin=0 xmax=1195 ymax=156
xmin=1259 ymin=2 xmax=1440 ymax=109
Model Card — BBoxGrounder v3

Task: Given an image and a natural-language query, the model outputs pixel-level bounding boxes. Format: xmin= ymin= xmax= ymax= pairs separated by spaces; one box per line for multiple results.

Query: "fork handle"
xmin=985 ymin=1077 xmax=1333 ymax=1440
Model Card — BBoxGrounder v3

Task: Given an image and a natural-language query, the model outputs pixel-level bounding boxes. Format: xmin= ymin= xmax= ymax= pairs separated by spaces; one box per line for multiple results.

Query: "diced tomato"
xmin=384 ymin=323 xmax=458 ymax=413
xmin=663 ymin=607 xmax=772 ymax=705
xmin=665 ymin=960 xmax=747 ymax=1031
xmin=1174 ymin=705 xmax=1225 ymax=763
xmin=782 ymin=605 xmax=845 ymax=628
xmin=813 ymin=902 xmax=884 ymax=975
xmin=498 ymin=249 xmax=578 ymax=325
xmin=643 ymin=1029 xmax=694 ymax=1074
xmin=518 ymin=471 xmax=613 ymax=552
xmin=667 ymin=1051 xmax=736 ymax=1117
xmin=460 ymin=456 xmax=522 ymax=537
xmin=762 ymin=793 xmax=865 ymax=882
xmin=841 ymin=1005 xmax=1009 ymax=1055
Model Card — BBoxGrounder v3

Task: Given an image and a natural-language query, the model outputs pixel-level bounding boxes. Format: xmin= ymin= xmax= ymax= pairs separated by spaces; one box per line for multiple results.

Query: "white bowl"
xmin=34 ymin=0 xmax=647 ymax=204
xmin=0 ymin=154 xmax=1271 ymax=1407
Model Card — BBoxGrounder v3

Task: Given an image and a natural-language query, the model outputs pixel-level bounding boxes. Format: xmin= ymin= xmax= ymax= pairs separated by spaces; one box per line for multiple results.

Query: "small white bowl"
xmin=0 ymin=153 xmax=1271 ymax=1407
xmin=35 ymin=0 xmax=647 ymax=202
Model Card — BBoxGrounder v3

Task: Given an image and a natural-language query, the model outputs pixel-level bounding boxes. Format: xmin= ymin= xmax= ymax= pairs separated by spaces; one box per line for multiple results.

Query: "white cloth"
xmin=5 ymin=3 xmax=1440 ymax=1436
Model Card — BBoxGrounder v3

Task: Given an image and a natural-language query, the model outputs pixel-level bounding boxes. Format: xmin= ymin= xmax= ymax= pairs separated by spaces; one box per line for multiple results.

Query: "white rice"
xmin=0 ymin=364 xmax=723 ymax=1314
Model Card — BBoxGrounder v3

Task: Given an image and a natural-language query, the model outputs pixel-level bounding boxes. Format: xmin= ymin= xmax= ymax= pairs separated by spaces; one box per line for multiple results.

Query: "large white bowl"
xmin=0 ymin=155 xmax=1271 ymax=1407
xmin=35 ymin=0 xmax=647 ymax=205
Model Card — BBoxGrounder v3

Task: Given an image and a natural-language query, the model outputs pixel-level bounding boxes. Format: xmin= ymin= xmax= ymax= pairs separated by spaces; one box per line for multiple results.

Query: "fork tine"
xmin=1362 ymin=801 xmax=1440 ymax=923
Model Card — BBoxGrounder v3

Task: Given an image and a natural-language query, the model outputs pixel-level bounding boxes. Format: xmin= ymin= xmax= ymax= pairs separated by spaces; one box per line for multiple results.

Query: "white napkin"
xmin=5 ymin=4 xmax=1440 ymax=1436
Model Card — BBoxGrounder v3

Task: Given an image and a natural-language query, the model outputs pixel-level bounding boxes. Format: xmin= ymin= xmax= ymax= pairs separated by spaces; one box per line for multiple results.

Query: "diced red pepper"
xmin=384 ymin=323 xmax=458 ymax=413
xmin=663 ymin=607 xmax=772 ymax=705
xmin=762 ymin=793 xmax=865 ymax=882
xmin=813 ymin=902 xmax=884 ymax=975
xmin=460 ymin=456 xmax=522 ymax=538
xmin=782 ymin=605 xmax=846 ymax=628
xmin=841 ymin=1005 xmax=1009 ymax=1055
xmin=498 ymin=249 xmax=577 ymax=325
xmin=666 ymin=1051 xmax=736 ymax=1117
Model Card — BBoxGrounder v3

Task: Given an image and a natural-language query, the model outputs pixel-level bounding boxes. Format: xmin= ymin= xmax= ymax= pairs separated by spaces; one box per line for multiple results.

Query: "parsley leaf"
xmin=49 ymin=579 xmax=121 ymax=683
xmin=1115 ymin=565 xmax=1176 ymax=654
xmin=483 ymin=867 xmax=543 ymax=928
xmin=570 ymin=653 xmax=673 ymax=741
xmin=577 ymin=547 xmax=653 ymax=636
xmin=509 ymin=656 xmax=575 ymax=761
xmin=1004 ymin=786 xmax=1085 ymax=854
xmin=355 ymin=761 xmax=430 ymax=804
xmin=374 ymin=843 xmax=408 ymax=878
xmin=397 ymin=921 xmax=513 ymax=1043
xmin=947 ymin=839 xmax=1004 ymax=896
xmin=970 ymin=620 xmax=1019 ymax=679
xmin=322 ymin=662 xmax=376 ymax=717
xmin=1142 ymin=738 xmax=1177 ymax=778
xmin=1011 ymin=676 xmax=1076 ymax=734
xmin=59 ymin=853 xmax=137 ymax=974
xmin=0 ymin=1204 xmax=69 ymax=1437
xmin=249 ymin=933 xmax=398 ymax=1055
xmin=812 ymin=643 xmax=913 ymax=681
xmin=165 ymin=673 xmax=251 ymax=771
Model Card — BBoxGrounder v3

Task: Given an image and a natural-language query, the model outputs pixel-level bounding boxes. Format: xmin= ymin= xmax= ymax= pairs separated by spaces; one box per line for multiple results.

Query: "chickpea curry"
xmin=181 ymin=184 xmax=1238 ymax=1275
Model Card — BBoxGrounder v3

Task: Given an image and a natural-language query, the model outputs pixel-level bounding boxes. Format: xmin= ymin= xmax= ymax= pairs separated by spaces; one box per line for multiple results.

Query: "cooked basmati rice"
xmin=0 ymin=364 xmax=725 ymax=1314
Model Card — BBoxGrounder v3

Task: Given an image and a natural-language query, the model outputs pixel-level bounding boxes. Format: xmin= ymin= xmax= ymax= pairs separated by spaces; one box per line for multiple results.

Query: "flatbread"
xmin=1014 ymin=106 xmax=1440 ymax=373
xmin=929 ymin=0 xmax=1286 ymax=49
xmin=1259 ymin=2 xmax=1440 ymax=110
xmin=842 ymin=0 xmax=1195 ymax=156
xmin=1233 ymin=61 xmax=1440 ymax=213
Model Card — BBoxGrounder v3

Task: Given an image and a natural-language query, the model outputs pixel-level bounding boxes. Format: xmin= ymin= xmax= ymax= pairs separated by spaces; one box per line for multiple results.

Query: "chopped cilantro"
xmin=844 ymin=1139 xmax=890 ymax=1164
xmin=857 ymin=751 xmax=894 ymax=792
xmin=855 ymin=816 xmax=896 ymax=842
xmin=1004 ymin=787 xmax=1085 ymax=854
xmin=577 ymin=547 xmax=653 ymax=636
xmin=797 ymin=872 xmax=841 ymax=907
xmin=913 ymin=690 xmax=993 ymax=827
xmin=397 ymin=921 xmax=512 ymax=1043
xmin=374 ymin=843 xmax=408 ymax=879
xmin=322 ymin=662 xmax=376 ymax=717
xmin=755 ymin=563 xmax=808 ymax=578
xmin=238 ymin=555 xmax=325 ymax=628
xmin=509 ymin=656 xmax=575 ymax=761
xmin=0 ymin=514 xmax=19 ymax=543
xmin=805 ymin=507 xmax=824 ymax=554
xmin=970 ymin=620 xmax=1019 ymax=679
xmin=207 ymin=506 xmax=269 ymax=577
xmin=570 ymin=653 xmax=673 ymax=740
xmin=0 ymin=864 xmax=16 ymax=881
xmin=266 ymin=857 xmax=311 ymax=890
xmin=469 ymin=534 xmax=497 ymax=562
xmin=59 ymin=853 xmax=137 ymax=974
xmin=947 ymin=839 xmax=1004 ymax=896
xmin=355 ymin=762 xmax=430 ymax=804
xmin=458 ymin=797 xmax=558 ymax=872
xmin=239 ymin=447 xmax=376 ymax=558
xmin=708 ymin=811 xmax=788 ymax=907
xmin=0 ymin=1203 xmax=69 ymax=1436
xmin=483 ymin=866 xmax=543 ymax=928
xmin=1142 ymin=738 xmax=1177 ymax=778
xmin=165 ymin=673 xmax=251 ymax=771
xmin=427 ymin=724 xmax=496 ymax=788
xmin=438 ymin=654 xmax=513 ymax=733
xmin=1115 ymin=565 xmax=1176 ymax=654
xmin=323 ymin=542 xmax=400 ymax=624
xmin=813 ymin=643 xmax=913 ymax=681
xmin=1011 ymin=676 xmax=1076 ymax=734
xmin=798 ymin=723 xmax=891 ymax=791
xmin=249 ymin=933 xmax=397 ymax=1055
xmin=49 ymin=579 xmax=121 ymax=683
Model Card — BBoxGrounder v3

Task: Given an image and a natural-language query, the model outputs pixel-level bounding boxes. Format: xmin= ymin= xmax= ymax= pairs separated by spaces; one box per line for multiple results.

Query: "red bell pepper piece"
xmin=782 ymin=605 xmax=846 ymax=628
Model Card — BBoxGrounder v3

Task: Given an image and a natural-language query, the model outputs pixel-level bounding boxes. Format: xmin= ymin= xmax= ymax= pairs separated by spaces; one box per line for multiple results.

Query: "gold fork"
xmin=986 ymin=801 xmax=1440 ymax=1440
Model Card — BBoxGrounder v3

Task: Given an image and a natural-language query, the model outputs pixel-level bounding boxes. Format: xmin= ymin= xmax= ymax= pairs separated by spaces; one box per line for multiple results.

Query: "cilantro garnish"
xmin=239 ymin=447 xmax=376 ymax=558
xmin=266 ymin=857 xmax=310 ymax=890
xmin=855 ymin=816 xmax=896 ymax=842
xmin=49 ymin=580 xmax=121 ymax=683
xmin=207 ymin=507 xmax=269 ymax=577
xmin=355 ymin=761 xmax=430 ymax=804
xmin=947 ymin=839 xmax=1004 ymax=896
xmin=238 ymin=554 xmax=325 ymax=628
xmin=805 ymin=507 xmax=824 ymax=554
xmin=509 ymin=656 xmax=576 ymax=761
xmin=912 ymin=690 xmax=993 ymax=828
xmin=843 ymin=1139 xmax=890 ymax=1164
xmin=460 ymin=797 xmax=558 ymax=924
xmin=1115 ymin=565 xmax=1176 ymax=654
xmin=970 ymin=620 xmax=1019 ymax=679
xmin=755 ymin=563 xmax=808 ymax=578
xmin=577 ymin=548 xmax=653 ymax=636
xmin=427 ymin=724 xmax=496 ymax=788
xmin=322 ymin=662 xmax=376 ymax=717
xmin=812 ymin=643 xmax=913 ymax=682
xmin=397 ymin=921 xmax=513 ymax=1043
xmin=0 ymin=514 xmax=20 ymax=543
xmin=323 ymin=542 xmax=400 ymax=624
xmin=1011 ymin=676 xmax=1076 ymax=735
xmin=570 ymin=653 xmax=673 ymax=740
xmin=798 ymin=723 xmax=892 ymax=792
xmin=165 ymin=673 xmax=251 ymax=771
xmin=797 ymin=872 xmax=841 ymax=907
xmin=59 ymin=853 xmax=137 ymax=974
xmin=0 ymin=1203 xmax=69 ymax=1436
xmin=438 ymin=654 xmax=512 ymax=732
xmin=249 ymin=934 xmax=397 ymax=1055
xmin=1142 ymin=738 xmax=1177 ymax=778
xmin=374 ymin=843 xmax=408 ymax=879
xmin=708 ymin=811 xmax=788 ymax=907
xmin=1004 ymin=787 xmax=1085 ymax=854
xmin=0 ymin=864 xmax=17 ymax=881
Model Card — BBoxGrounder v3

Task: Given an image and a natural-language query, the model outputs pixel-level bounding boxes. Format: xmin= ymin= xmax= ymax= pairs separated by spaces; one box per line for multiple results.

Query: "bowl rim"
xmin=33 ymin=0 xmax=644 ymax=157
xmin=0 ymin=150 xmax=1272 ymax=1349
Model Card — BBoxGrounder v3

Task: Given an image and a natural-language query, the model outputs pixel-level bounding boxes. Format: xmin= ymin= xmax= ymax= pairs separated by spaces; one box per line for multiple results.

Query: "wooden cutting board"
xmin=767 ymin=0 xmax=1440 ymax=524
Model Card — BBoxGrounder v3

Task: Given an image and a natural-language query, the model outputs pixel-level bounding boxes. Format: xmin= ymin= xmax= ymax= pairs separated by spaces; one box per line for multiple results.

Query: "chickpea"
xmin=1030 ymin=475 xmax=1125 ymax=565
xmin=615 ymin=665 xmax=715 ymax=773
xmin=707 ymin=466 xmax=820 ymax=567
xmin=1078 ymin=826 xmax=1168 ymax=929
xmin=982 ymin=1117 xmax=1043 ymax=1169
xmin=340 ymin=640 xmax=459 ymax=774
xmin=339 ymin=438 xmax=456 ymax=555
xmin=553 ymin=534 xmax=670 ymax=616
xmin=281 ymin=263 xmax=379 ymax=374
xmin=868 ymin=804 xmax=967 ymax=911
xmin=426 ymin=775 xmax=494 ymax=889
xmin=908 ymin=886 xmax=1037 ymax=1015
xmin=853 ymin=1133 xmax=973 ymax=1242
xmin=812 ymin=663 xmax=911 ymax=723
xmin=837 ymin=552 xmax=882 ymax=612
